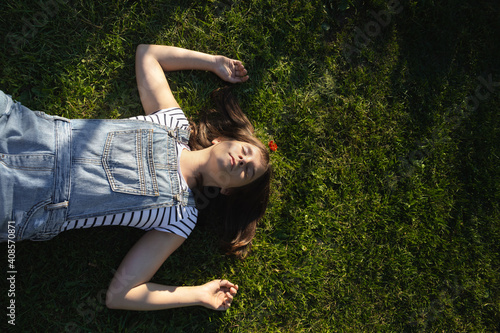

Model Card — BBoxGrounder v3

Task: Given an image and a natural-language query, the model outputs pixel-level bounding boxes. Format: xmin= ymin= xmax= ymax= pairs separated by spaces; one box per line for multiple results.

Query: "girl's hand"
xmin=213 ymin=56 xmax=249 ymax=83
xmin=200 ymin=279 xmax=239 ymax=311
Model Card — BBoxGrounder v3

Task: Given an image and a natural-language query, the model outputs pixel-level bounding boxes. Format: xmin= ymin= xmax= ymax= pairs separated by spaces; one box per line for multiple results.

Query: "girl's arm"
xmin=105 ymin=230 xmax=238 ymax=311
xmin=135 ymin=44 xmax=249 ymax=115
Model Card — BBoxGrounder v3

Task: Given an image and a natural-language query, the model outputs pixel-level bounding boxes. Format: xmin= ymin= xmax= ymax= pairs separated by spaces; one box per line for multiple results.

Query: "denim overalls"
xmin=0 ymin=91 xmax=195 ymax=241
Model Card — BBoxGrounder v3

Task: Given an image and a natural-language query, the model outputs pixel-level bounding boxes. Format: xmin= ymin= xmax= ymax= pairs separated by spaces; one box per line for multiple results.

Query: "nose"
xmin=237 ymin=154 xmax=249 ymax=166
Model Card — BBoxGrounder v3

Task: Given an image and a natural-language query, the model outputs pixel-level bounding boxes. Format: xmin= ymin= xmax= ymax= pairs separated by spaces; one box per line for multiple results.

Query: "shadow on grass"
xmin=9 ymin=224 xmax=229 ymax=332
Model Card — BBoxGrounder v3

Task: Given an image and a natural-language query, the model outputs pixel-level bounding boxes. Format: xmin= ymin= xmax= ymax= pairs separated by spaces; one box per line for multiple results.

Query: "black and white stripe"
xmin=61 ymin=108 xmax=198 ymax=239
xmin=130 ymin=107 xmax=190 ymax=130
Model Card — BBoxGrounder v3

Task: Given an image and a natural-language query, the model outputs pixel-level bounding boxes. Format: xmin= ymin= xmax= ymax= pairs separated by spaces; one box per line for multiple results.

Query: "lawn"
xmin=1 ymin=0 xmax=499 ymax=331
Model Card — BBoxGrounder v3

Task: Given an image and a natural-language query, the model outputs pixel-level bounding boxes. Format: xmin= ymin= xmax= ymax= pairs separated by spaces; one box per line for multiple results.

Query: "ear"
xmin=211 ymin=137 xmax=228 ymax=145
xmin=220 ymin=188 xmax=234 ymax=196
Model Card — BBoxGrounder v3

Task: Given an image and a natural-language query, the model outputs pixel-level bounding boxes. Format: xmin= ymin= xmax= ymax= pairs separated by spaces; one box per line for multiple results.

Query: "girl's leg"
xmin=0 ymin=91 xmax=59 ymax=241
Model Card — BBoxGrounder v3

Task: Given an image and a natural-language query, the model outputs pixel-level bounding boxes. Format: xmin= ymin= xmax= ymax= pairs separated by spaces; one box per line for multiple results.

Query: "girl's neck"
xmin=179 ymin=149 xmax=201 ymax=189
xmin=179 ymin=148 xmax=216 ymax=189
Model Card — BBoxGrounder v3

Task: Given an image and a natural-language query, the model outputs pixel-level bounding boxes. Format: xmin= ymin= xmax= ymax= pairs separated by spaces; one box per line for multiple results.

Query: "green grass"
xmin=1 ymin=0 xmax=499 ymax=331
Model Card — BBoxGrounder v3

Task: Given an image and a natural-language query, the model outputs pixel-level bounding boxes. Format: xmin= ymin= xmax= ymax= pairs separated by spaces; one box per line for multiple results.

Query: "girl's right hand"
xmin=213 ymin=56 xmax=249 ymax=84
xmin=199 ymin=279 xmax=239 ymax=311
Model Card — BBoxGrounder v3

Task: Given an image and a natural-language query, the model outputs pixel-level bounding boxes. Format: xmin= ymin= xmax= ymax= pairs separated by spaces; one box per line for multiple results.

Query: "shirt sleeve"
xmin=151 ymin=206 xmax=198 ymax=239
xmin=129 ymin=107 xmax=190 ymax=130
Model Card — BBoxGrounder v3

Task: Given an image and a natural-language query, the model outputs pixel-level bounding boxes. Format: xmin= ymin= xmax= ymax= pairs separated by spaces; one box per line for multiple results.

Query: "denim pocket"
xmin=102 ymin=129 xmax=159 ymax=196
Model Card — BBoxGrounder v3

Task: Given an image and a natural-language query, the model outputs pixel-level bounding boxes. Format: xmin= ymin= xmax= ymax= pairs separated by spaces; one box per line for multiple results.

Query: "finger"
xmin=219 ymin=297 xmax=232 ymax=311
xmin=232 ymin=74 xmax=249 ymax=83
xmin=220 ymin=279 xmax=236 ymax=288
xmin=232 ymin=61 xmax=246 ymax=74
xmin=236 ymin=68 xmax=248 ymax=77
xmin=235 ymin=62 xmax=247 ymax=74
xmin=233 ymin=60 xmax=244 ymax=68
xmin=229 ymin=286 xmax=238 ymax=295
xmin=228 ymin=74 xmax=248 ymax=84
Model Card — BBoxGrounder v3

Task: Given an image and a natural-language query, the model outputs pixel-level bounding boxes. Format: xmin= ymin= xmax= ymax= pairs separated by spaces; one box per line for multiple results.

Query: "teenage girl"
xmin=0 ymin=44 xmax=271 ymax=311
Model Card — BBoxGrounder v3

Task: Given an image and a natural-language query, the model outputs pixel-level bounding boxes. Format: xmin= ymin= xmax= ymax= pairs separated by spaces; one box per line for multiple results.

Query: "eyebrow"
xmin=245 ymin=145 xmax=254 ymax=156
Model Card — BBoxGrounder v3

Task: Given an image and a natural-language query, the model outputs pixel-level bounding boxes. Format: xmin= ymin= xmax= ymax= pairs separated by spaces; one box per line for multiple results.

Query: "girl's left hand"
xmin=200 ymin=279 xmax=239 ymax=311
xmin=213 ymin=56 xmax=249 ymax=83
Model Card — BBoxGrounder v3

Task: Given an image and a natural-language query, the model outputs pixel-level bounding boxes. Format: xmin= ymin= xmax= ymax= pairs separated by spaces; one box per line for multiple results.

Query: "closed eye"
xmin=242 ymin=145 xmax=255 ymax=179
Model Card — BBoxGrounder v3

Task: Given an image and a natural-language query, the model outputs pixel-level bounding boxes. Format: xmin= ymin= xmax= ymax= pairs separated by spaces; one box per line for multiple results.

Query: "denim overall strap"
xmin=166 ymin=127 xmax=196 ymax=207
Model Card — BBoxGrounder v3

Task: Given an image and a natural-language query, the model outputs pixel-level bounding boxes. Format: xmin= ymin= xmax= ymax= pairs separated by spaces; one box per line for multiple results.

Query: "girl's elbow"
xmin=136 ymin=44 xmax=149 ymax=57
xmin=105 ymin=288 xmax=124 ymax=309
xmin=137 ymin=44 xmax=162 ymax=61
xmin=105 ymin=290 xmax=117 ymax=309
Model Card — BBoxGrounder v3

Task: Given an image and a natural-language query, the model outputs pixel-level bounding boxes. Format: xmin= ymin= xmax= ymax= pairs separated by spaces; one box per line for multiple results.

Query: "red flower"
xmin=268 ymin=140 xmax=278 ymax=152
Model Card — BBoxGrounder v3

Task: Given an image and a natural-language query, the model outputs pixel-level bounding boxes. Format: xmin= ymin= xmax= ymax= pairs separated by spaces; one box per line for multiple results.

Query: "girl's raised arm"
xmin=135 ymin=44 xmax=249 ymax=115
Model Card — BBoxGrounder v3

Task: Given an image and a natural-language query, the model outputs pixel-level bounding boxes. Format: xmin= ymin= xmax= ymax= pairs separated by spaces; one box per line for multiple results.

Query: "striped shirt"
xmin=60 ymin=108 xmax=198 ymax=239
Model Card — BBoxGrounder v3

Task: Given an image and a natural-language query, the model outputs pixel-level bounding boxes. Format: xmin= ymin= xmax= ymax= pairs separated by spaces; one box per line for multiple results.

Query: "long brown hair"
xmin=189 ymin=87 xmax=271 ymax=258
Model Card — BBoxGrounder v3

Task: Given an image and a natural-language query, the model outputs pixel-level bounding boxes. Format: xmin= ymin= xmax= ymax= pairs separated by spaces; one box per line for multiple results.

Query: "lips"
xmin=229 ymin=153 xmax=235 ymax=170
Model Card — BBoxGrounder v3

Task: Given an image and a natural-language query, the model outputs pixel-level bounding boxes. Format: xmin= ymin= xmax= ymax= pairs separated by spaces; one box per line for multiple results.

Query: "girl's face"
xmin=208 ymin=138 xmax=267 ymax=192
